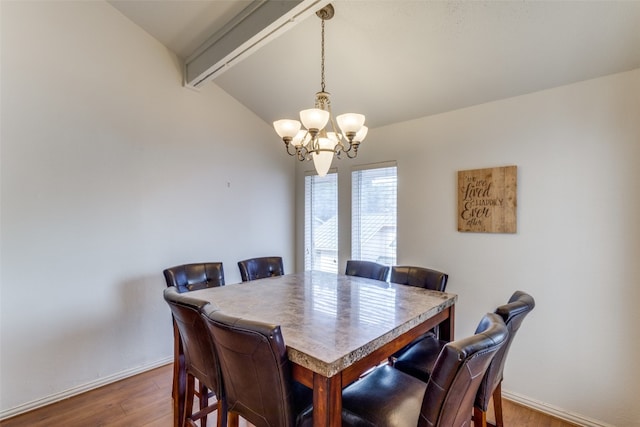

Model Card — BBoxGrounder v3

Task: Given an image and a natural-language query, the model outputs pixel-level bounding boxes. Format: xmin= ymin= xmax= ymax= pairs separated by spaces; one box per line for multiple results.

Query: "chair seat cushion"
xmin=393 ymin=333 xmax=447 ymax=383
xmin=342 ymin=365 xmax=427 ymax=427
xmin=292 ymin=380 xmax=314 ymax=424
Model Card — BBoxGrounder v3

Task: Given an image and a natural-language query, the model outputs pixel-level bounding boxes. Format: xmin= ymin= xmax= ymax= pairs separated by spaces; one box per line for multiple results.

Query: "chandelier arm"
xmin=309 ymin=135 xmax=321 ymax=153
xmin=334 ymin=144 xmax=343 ymax=159
xmin=344 ymin=141 xmax=353 ymax=153
xmin=345 ymin=142 xmax=360 ymax=159
xmin=327 ymin=107 xmax=342 ymax=140
xmin=298 ymin=145 xmax=309 ymax=161
xmin=305 ymin=150 xmax=314 ymax=161
xmin=285 ymin=143 xmax=298 ymax=156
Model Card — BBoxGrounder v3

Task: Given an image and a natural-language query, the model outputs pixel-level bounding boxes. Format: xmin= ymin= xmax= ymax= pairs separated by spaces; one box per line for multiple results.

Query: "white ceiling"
xmin=109 ymin=0 xmax=640 ymax=128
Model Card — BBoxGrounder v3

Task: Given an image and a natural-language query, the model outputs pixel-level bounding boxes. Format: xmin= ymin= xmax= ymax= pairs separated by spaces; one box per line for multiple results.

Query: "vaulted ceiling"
xmin=109 ymin=0 xmax=640 ymax=128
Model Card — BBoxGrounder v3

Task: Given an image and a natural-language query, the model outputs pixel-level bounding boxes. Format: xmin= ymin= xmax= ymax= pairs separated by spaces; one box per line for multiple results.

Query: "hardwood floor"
xmin=1 ymin=363 xmax=578 ymax=427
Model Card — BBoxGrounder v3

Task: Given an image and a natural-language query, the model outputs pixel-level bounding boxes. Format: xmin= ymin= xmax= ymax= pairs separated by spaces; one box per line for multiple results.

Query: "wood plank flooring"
xmin=0 ymin=363 xmax=579 ymax=427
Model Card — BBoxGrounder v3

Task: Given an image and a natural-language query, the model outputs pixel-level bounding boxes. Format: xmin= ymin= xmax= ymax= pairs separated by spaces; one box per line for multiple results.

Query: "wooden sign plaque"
xmin=457 ymin=166 xmax=517 ymax=233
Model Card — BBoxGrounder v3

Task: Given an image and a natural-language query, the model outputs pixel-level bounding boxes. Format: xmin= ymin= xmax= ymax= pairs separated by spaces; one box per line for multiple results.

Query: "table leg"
xmin=438 ymin=305 xmax=455 ymax=342
xmin=313 ymin=372 xmax=342 ymax=427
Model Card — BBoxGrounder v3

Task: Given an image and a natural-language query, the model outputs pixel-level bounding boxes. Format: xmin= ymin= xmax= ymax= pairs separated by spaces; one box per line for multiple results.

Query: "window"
xmin=352 ymin=164 xmax=397 ymax=266
xmin=304 ymin=172 xmax=338 ymax=273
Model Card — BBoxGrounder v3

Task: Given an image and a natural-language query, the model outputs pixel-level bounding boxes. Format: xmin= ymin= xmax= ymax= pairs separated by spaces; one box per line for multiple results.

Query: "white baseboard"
xmin=0 ymin=357 xmax=173 ymax=421
xmin=503 ymin=389 xmax=614 ymax=427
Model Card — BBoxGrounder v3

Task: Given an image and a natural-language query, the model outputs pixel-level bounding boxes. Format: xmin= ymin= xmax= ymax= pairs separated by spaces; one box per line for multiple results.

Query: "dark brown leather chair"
xmin=201 ymin=307 xmax=313 ymax=427
xmin=474 ymin=291 xmax=535 ymax=427
xmin=163 ymin=262 xmax=225 ymax=293
xmin=394 ymin=291 xmax=535 ymax=427
xmin=163 ymin=262 xmax=225 ymax=427
xmin=163 ymin=287 xmax=226 ymax=427
xmin=237 ymin=256 xmax=284 ymax=282
xmin=339 ymin=313 xmax=508 ymax=426
xmin=389 ymin=265 xmax=449 ymax=344
xmin=390 ymin=265 xmax=448 ymax=291
xmin=345 ymin=260 xmax=390 ymax=281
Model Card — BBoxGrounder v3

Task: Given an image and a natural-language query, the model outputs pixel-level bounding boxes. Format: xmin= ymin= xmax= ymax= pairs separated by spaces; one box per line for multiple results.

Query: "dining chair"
xmin=237 ymin=256 xmax=284 ymax=282
xmin=163 ymin=262 xmax=225 ymax=293
xmin=473 ymin=291 xmax=535 ymax=427
xmin=200 ymin=307 xmax=313 ymax=427
xmin=345 ymin=260 xmax=390 ymax=281
xmin=163 ymin=262 xmax=225 ymax=427
xmin=163 ymin=286 xmax=226 ymax=427
xmin=339 ymin=312 xmax=508 ymax=427
xmin=389 ymin=265 xmax=448 ymax=291
xmin=388 ymin=265 xmax=449 ymax=346
xmin=393 ymin=291 xmax=535 ymax=427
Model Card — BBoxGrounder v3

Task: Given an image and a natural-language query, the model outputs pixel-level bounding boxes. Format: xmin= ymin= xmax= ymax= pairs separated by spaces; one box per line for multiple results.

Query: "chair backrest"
xmin=345 ymin=260 xmax=390 ymax=281
xmin=201 ymin=308 xmax=299 ymax=427
xmin=163 ymin=286 xmax=223 ymax=396
xmin=475 ymin=290 xmax=535 ymax=411
xmin=390 ymin=266 xmax=449 ymax=292
xmin=419 ymin=313 xmax=508 ymax=427
xmin=237 ymin=257 xmax=284 ymax=282
xmin=163 ymin=262 xmax=225 ymax=293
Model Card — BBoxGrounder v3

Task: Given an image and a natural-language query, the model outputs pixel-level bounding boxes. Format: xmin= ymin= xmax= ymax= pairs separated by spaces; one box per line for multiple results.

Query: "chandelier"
xmin=273 ymin=4 xmax=367 ymax=177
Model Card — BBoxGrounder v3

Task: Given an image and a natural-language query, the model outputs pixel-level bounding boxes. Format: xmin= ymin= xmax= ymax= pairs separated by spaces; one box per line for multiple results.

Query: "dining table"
xmin=186 ymin=270 xmax=457 ymax=427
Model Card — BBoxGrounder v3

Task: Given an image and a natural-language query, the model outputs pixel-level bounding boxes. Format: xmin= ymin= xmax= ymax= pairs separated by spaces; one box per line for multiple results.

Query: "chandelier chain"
xmin=320 ymin=18 xmax=326 ymax=93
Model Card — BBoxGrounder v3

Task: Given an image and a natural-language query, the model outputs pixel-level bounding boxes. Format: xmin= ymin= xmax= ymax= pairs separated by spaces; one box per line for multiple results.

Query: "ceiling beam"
xmin=185 ymin=0 xmax=330 ymax=88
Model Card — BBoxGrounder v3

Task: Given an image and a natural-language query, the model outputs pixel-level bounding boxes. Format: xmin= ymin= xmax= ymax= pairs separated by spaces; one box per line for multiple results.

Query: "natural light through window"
xmin=352 ymin=164 xmax=397 ymax=266
xmin=304 ymin=172 xmax=338 ymax=273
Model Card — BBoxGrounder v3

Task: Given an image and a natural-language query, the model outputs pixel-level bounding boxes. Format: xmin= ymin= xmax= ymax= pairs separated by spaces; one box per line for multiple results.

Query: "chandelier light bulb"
xmin=336 ymin=113 xmax=365 ymax=134
xmin=354 ymin=125 xmax=368 ymax=143
xmin=312 ymin=137 xmax=334 ymax=177
xmin=273 ymin=119 xmax=301 ymax=139
xmin=300 ymin=108 xmax=330 ymax=132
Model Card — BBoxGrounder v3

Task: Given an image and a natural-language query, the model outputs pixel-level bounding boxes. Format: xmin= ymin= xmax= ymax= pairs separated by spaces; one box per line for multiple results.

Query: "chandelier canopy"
xmin=273 ymin=4 xmax=367 ymax=177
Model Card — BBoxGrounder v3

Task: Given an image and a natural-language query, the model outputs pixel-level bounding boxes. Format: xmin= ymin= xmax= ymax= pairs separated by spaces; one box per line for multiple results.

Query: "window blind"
xmin=352 ymin=164 xmax=397 ymax=266
xmin=304 ymin=172 xmax=338 ymax=273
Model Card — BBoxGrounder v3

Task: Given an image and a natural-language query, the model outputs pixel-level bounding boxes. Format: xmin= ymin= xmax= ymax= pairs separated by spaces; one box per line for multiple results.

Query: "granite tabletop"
xmin=188 ymin=270 xmax=457 ymax=378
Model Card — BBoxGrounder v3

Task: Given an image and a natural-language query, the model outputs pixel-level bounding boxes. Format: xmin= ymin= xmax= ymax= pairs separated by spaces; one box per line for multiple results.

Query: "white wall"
xmin=296 ymin=69 xmax=640 ymax=426
xmin=0 ymin=1 xmax=295 ymax=416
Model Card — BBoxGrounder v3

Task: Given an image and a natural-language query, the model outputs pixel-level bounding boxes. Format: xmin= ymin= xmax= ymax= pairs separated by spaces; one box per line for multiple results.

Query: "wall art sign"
xmin=457 ymin=165 xmax=517 ymax=233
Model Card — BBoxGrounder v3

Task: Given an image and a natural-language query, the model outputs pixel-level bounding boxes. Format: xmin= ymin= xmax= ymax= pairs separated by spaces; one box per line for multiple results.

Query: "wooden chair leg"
xmin=493 ymin=381 xmax=504 ymax=427
xmin=198 ymin=382 xmax=208 ymax=427
xmin=173 ymin=321 xmax=186 ymax=427
xmin=217 ymin=399 xmax=228 ymax=427
xmin=473 ymin=406 xmax=488 ymax=427
xmin=183 ymin=375 xmax=195 ymax=427
xmin=228 ymin=412 xmax=239 ymax=427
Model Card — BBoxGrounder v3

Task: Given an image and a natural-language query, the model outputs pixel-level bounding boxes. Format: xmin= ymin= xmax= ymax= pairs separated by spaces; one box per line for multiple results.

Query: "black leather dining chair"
xmin=163 ymin=287 xmax=226 ymax=427
xmin=163 ymin=262 xmax=225 ymax=293
xmin=201 ymin=307 xmax=313 ymax=427
xmin=345 ymin=260 xmax=390 ymax=281
xmin=473 ymin=291 xmax=535 ymax=427
xmin=387 ymin=266 xmax=449 ymax=356
xmin=237 ymin=256 xmax=284 ymax=282
xmin=163 ymin=262 xmax=225 ymax=427
xmin=389 ymin=265 xmax=448 ymax=291
xmin=339 ymin=313 xmax=508 ymax=426
xmin=394 ymin=291 xmax=535 ymax=427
